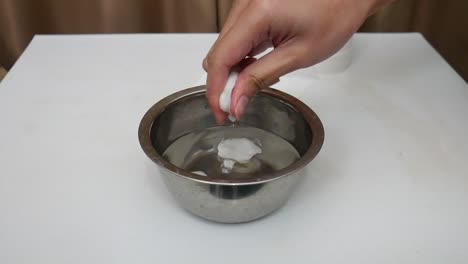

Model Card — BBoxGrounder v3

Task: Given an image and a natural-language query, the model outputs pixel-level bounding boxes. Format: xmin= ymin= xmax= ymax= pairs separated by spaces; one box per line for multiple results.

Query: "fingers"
xmin=231 ymin=42 xmax=305 ymax=119
xmin=238 ymin=57 xmax=257 ymax=69
xmin=202 ymin=0 xmax=369 ymax=122
xmin=205 ymin=57 xmax=257 ymax=124
xmin=219 ymin=0 xmax=250 ymax=38
xmin=206 ymin=66 xmax=228 ymax=124
xmin=203 ymin=37 xmax=270 ymax=72
xmin=205 ymin=3 xmax=269 ymax=124
xmin=247 ymin=39 xmax=273 ymax=57
xmin=203 ymin=0 xmax=250 ymax=72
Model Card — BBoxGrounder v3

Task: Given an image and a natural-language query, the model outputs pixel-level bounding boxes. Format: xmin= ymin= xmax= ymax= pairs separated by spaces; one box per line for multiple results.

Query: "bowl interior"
xmin=139 ymin=86 xmax=324 ymax=184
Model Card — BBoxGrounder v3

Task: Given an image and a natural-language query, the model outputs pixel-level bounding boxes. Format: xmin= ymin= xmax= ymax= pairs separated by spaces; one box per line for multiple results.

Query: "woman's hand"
xmin=203 ymin=0 xmax=392 ymax=123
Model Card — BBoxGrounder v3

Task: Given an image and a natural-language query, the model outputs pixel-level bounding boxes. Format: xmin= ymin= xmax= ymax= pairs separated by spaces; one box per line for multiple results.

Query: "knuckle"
xmin=252 ymin=0 xmax=272 ymax=17
xmin=205 ymin=52 xmax=215 ymax=66
xmin=290 ymin=44 xmax=313 ymax=68
xmin=206 ymin=51 xmax=221 ymax=69
xmin=246 ymin=73 xmax=267 ymax=92
xmin=202 ymin=58 xmax=208 ymax=71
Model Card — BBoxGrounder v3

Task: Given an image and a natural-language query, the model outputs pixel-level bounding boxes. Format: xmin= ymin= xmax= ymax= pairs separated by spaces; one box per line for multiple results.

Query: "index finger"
xmin=205 ymin=4 xmax=269 ymax=124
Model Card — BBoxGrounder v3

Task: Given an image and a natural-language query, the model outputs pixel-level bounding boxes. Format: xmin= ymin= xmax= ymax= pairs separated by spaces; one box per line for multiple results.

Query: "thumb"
xmin=230 ymin=44 xmax=305 ymax=119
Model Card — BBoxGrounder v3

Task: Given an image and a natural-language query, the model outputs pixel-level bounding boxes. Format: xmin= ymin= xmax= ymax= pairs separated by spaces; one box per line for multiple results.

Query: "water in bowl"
xmin=162 ymin=126 xmax=300 ymax=178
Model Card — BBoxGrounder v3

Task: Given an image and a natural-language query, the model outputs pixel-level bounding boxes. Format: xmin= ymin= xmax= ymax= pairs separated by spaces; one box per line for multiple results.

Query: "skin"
xmin=203 ymin=0 xmax=394 ymax=124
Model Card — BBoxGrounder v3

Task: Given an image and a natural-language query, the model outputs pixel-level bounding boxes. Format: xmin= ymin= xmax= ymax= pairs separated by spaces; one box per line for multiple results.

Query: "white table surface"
xmin=1 ymin=33 xmax=467 ymax=263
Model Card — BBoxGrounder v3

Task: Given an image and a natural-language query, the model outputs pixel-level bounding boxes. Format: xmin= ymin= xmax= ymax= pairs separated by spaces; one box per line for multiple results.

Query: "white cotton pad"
xmin=192 ymin=171 xmax=207 ymax=176
xmin=221 ymin=160 xmax=236 ymax=174
xmin=219 ymin=71 xmax=239 ymax=122
xmin=217 ymin=138 xmax=262 ymax=172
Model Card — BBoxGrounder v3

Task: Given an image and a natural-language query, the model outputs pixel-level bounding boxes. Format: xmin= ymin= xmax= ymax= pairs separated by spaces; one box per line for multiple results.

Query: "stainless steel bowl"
xmin=139 ymin=85 xmax=324 ymax=223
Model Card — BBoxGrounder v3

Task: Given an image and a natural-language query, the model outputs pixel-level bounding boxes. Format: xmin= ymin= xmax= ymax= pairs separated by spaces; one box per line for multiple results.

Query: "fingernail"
xmin=235 ymin=96 xmax=249 ymax=119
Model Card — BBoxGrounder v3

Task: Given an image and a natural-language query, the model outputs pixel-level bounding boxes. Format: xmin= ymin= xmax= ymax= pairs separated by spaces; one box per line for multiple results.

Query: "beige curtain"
xmin=1 ymin=0 xmax=467 ymax=81
xmin=0 ymin=0 xmax=227 ymax=69
xmin=0 ymin=66 xmax=6 ymax=81
xmin=362 ymin=0 xmax=468 ymax=81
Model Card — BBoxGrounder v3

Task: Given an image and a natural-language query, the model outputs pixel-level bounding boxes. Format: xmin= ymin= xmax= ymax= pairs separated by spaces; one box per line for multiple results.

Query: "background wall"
xmin=1 ymin=0 xmax=467 ymax=81
xmin=361 ymin=0 xmax=468 ymax=81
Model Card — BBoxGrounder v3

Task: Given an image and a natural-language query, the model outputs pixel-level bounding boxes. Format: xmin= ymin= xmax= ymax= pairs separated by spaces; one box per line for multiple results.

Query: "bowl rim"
xmin=138 ymin=85 xmax=324 ymax=186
